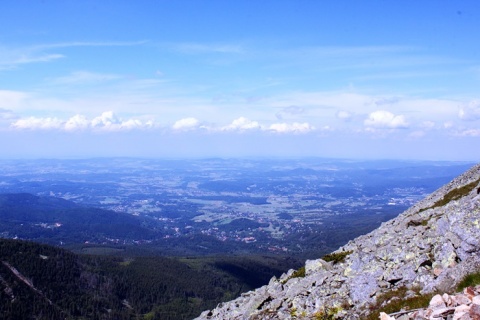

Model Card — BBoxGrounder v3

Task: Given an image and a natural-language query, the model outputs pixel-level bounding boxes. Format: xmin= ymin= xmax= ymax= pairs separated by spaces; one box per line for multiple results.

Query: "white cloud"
xmin=459 ymin=100 xmax=480 ymax=121
xmin=10 ymin=111 xmax=153 ymax=132
xmin=0 ymin=50 xmax=64 ymax=70
xmin=268 ymin=122 xmax=315 ymax=134
xmin=364 ymin=110 xmax=408 ymax=129
xmin=65 ymin=114 xmax=89 ymax=131
xmin=13 ymin=53 xmax=64 ymax=66
xmin=221 ymin=117 xmax=261 ymax=131
xmin=172 ymin=117 xmax=200 ymax=130
xmin=120 ymin=119 xmax=144 ymax=130
xmin=91 ymin=111 xmax=120 ymax=128
xmin=90 ymin=111 xmax=151 ymax=131
xmin=11 ymin=117 xmax=63 ymax=130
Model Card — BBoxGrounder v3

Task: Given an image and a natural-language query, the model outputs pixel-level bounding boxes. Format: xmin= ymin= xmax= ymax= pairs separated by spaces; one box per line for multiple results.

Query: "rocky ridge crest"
xmin=196 ymin=164 xmax=480 ymax=319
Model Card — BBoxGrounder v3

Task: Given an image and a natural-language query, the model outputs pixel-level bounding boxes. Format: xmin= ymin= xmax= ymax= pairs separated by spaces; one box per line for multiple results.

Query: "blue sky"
xmin=1 ymin=1 xmax=480 ymax=160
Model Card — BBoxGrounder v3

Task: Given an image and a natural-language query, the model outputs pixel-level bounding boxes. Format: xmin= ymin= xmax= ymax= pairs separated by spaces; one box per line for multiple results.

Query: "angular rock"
xmin=429 ymin=294 xmax=447 ymax=309
xmin=304 ymin=258 xmax=331 ymax=276
xmin=195 ymin=164 xmax=480 ymax=320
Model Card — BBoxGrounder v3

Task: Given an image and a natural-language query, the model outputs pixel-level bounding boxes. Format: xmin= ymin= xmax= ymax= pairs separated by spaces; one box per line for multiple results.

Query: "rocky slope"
xmin=196 ymin=163 xmax=480 ymax=319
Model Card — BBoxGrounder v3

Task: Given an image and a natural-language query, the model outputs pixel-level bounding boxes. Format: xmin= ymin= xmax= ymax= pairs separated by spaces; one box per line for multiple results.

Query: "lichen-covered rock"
xmin=195 ymin=164 xmax=480 ymax=320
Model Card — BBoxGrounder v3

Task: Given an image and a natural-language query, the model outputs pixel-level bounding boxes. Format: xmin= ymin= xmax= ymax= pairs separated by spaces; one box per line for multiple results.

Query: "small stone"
xmin=430 ymin=294 xmax=447 ymax=308
xmin=469 ymin=304 xmax=480 ymax=319
xmin=305 ymin=259 xmax=331 ymax=276
xmin=434 ymin=267 xmax=444 ymax=276
xmin=411 ymin=309 xmax=426 ymax=320
xmin=444 ymin=293 xmax=454 ymax=306
xmin=430 ymin=307 xmax=455 ymax=318
xmin=472 ymin=296 xmax=480 ymax=306
xmin=465 ymin=287 xmax=476 ymax=300
xmin=454 ymin=294 xmax=472 ymax=306
xmin=379 ymin=312 xmax=395 ymax=320
xmin=453 ymin=304 xmax=471 ymax=320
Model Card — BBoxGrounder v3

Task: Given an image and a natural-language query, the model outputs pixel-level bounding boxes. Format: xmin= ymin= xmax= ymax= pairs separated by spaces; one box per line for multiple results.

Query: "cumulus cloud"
xmin=90 ymin=111 xmax=151 ymax=131
xmin=91 ymin=111 xmax=120 ymax=128
xmin=459 ymin=100 xmax=480 ymax=121
xmin=364 ymin=110 xmax=408 ymax=129
xmin=10 ymin=111 xmax=153 ymax=131
xmin=221 ymin=117 xmax=261 ymax=131
xmin=65 ymin=114 xmax=90 ymax=131
xmin=268 ymin=122 xmax=315 ymax=134
xmin=172 ymin=117 xmax=200 ymax=130
xmin=11 ymin=117 xmax=64 ymax=130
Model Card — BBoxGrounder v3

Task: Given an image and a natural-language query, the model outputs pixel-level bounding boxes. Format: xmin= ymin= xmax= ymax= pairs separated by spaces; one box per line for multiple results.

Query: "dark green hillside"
xmin=0 ymin=238 xmax=127 ymax=319
xmin=0 ymin=238 xmax=298 ymax=319
xmin=0 ymin=193 xmax=155 ymax=244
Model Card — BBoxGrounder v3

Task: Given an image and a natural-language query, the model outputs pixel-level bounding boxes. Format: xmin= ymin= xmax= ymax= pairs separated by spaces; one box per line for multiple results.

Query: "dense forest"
xmin=0 ymin=238 xmax=300 ymax=319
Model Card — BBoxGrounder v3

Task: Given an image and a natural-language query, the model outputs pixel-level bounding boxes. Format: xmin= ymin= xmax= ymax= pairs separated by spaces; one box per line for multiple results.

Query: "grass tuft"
xmin=456 ymin=271 xmax=480 ymax=291
xmin=322 ymin=251 xmax=353 ymax=264
xmin=292 ymin=266 xmax=306 ymax=278
xmin=420 ymin=178 xmax=480 ymax=212
xmin=365 ymin=287 xmax=433 ymax=320
xmin=313 ymin=306 xmax=341 ymax=320
xmin=281 ymin=266 xmax=306 ymax=284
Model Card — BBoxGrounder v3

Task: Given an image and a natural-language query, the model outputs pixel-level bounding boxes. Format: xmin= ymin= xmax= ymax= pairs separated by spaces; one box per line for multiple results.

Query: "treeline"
xmin=0 ymin=238 xmax=300 ymax=320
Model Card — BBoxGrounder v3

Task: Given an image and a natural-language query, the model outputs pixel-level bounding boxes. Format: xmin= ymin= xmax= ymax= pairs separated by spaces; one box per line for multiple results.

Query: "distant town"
xmin=0 ymin=158 xmax=473 ymax=254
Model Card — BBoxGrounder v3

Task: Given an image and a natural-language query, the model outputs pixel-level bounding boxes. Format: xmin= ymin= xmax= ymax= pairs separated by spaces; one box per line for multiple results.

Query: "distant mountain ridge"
xmin=196 ymin=163 xmax=480 ymax=319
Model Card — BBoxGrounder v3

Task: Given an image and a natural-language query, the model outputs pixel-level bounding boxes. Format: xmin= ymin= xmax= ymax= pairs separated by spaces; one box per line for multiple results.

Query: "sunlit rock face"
xmin=196 ymin=164 xmax=480 ymax=320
